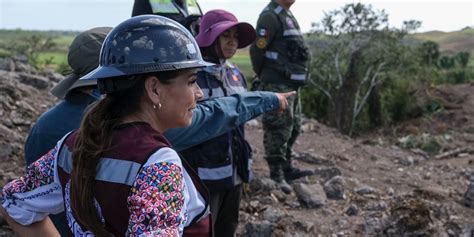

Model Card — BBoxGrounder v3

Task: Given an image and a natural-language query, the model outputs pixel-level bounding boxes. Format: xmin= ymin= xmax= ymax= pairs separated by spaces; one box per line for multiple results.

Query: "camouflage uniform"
xmin=261 ymin=83 xmax=301 ymax=177
xmin=250 ymin=0 xmax=310 ymax=183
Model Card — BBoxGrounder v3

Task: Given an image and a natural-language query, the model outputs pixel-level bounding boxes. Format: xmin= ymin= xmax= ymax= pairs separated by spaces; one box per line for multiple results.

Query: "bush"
xmin=397 ymin=133 xmax=445 ymax=155
xmin=437 ymin=68 xmax=474 ymax=84
xmin=0 ymin=48 xmax=12 ymax=58
xmin=301 ymin=86 xmax=329 ymax=121
xmin=382 ymin=76 xmax=417 ymax=122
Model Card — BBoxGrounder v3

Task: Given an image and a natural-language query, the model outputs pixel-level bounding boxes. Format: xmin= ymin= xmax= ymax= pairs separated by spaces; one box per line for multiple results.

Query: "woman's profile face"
xmin=218 ymin=26 xmax=239 ymax=60
xmin=158 ymin=68 xmax=203 ymax=129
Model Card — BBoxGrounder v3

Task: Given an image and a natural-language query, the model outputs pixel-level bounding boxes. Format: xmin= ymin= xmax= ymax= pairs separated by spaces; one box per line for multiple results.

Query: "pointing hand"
xmin=275 ymin=91 xmax=296 ymax=113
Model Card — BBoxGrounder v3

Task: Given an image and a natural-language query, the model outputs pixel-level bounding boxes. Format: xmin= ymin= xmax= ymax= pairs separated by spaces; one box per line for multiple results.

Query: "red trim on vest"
xmin=181 ymin=156 xmax=213 ymax=237
xmin=183 ymin=215 xmax=212 ymax=237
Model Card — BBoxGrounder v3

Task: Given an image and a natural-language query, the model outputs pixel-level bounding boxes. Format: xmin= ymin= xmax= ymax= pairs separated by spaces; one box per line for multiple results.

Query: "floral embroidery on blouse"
xmin=126 ymin=161 xmax=186 ymax=236
xmin=2 ymin=147 xmax=57 ymax=205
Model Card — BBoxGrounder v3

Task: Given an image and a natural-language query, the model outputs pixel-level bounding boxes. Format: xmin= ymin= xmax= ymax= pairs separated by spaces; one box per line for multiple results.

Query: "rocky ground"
xmin=238 ymin=83 xmax=474 ymax=236
xmin=0 ymin=57 xmax=473 ymax=236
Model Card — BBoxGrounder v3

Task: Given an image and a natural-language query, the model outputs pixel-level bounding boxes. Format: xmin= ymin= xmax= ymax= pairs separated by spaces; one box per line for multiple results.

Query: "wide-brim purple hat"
xmin=195 ymin=9 xmax=256 ymax=49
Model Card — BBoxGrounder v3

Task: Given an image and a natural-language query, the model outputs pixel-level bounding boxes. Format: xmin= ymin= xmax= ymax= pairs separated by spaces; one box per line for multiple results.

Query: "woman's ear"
xmin=144 ymin=75 xmax=161 ymax=104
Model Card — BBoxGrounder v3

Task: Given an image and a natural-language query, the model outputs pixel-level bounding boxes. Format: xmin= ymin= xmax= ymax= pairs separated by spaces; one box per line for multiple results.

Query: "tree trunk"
xmin=368 ymin=84 xmax=383 ymax=126
xmin=328 ymin=50 xmax=362 ymax=135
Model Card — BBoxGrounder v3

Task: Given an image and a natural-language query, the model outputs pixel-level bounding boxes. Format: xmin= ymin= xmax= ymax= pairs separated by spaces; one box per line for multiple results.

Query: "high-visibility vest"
xmin=252 ymin=1 xmax=311 ymax=86
xmin=180 ymin=63 xmax=254 ymax=191
xmin=149 ymin=0 xmax=200 ymax=16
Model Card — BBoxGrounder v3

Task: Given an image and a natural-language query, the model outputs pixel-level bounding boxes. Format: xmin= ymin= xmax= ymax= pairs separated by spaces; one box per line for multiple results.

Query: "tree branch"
xmin=334 ymin=50 xmax=344 ymax=88
xmin=353 ymin=66 xmax=373 ymax=117
xmin=353 ymin=62 xmax=386 ymax=119
xmin=308 ymin=79 xmax=334 ymax=104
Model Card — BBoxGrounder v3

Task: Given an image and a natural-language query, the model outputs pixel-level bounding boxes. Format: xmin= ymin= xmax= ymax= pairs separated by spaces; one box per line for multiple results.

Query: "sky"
xmin=0 ymin=0 xmax=473 ymax=33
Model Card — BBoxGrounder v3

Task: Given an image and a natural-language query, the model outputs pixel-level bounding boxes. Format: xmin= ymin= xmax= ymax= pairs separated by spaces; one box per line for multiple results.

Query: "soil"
xmin=236 ymin=82 xmax=474 ymax=236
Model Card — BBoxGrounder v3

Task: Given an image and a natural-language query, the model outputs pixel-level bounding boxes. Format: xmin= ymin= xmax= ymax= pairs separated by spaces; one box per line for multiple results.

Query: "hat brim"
xmin=50 ymin=73 xmax=98 ymax=99
xmin=195 ymin=21 xmax=256 ymax=49
xmin=80 ymin=60 xmax=213 ymax=81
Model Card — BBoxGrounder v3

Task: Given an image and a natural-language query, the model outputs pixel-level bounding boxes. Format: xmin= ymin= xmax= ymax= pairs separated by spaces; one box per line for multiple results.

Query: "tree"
xmin=418 ymin=40 xmax=440 ymax=68
xmin=5 ymin=34 xmax=56 ymax=69
xmin=307 ymin=3 xmax=420 ymax=135
xmin=439 ymin=56 xmax=455 ymax=70
xmin=455 ymin=51 xmax=470 ymax=68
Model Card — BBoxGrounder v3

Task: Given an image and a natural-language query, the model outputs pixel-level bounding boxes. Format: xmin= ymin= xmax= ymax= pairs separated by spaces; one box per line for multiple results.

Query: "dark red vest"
xmin=57 ymin=122 xmax=212 ymax=236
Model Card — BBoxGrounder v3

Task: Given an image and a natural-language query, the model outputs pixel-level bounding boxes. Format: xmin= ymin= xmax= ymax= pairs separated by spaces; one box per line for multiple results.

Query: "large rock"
xmin=244 ymin=220 xmax=275 ymax=237
xmin=14 ymin=59 xmax=37 ymax=74
xmin=249 ymin=177 xmax=278 ymax=194
xmin=42 ymin=69 xmax=64 ymax=83
xmin=323 ymin=175 xmax=345 ymax=200
xmin=382 ymin=197 xmax=436 ymax=236
xmin=355 ymin=185 xmax=376 ymax=195
xmin=0 ymin=58 xmax=15 ymax=71
xmin=293 ymin=183 xmax=327 ymax=208
xmin=464 ymin=182 xmax=474 ymax=208
xmin=314 ymin=167 xmax=342 ymax=182
xmin=18 ymin=73 xmax=50 ymax=89
xmin=345 ymin=204 xmax=359 ymax=216
xmin=262 ymin=207 xmax=284 ymax=223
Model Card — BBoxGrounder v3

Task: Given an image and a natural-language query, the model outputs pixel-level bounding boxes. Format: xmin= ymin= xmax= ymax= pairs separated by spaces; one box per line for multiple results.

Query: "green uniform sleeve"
xmin=250 ymin=12 xmax=280 ymax=76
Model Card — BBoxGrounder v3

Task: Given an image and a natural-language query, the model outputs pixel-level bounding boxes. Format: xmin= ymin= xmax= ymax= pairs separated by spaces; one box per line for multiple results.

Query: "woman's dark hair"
xmin=200 ymin=39 xmax=224 ymax=64
xmin=70 ymin=70 xmax=181 ymax=235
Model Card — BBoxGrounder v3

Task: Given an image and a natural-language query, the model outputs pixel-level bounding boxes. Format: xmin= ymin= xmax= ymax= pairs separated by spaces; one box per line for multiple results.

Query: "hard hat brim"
xmin=80 ymin=60 xmax=213 ymax=81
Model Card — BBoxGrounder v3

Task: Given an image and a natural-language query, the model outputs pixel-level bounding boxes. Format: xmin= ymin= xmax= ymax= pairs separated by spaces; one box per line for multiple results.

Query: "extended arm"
xmin=0 ymin=207 xmax=59 ymax=237
xmin=165 ymin=91 xmax=279 ymax=151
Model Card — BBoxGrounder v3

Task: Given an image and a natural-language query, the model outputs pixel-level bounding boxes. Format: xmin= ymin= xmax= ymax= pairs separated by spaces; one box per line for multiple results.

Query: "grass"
xmin=53 ymin=35 xmax=75 ymax=46
xmin=37 ymin=52 xmax=68 ymax=66
xmin=230 ymin=50 xmax=254 ymax=80
xmin=2 ymin=28 xmax=471 ymax=79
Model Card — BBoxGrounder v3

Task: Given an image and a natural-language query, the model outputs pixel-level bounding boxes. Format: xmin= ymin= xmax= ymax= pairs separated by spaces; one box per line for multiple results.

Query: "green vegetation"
xmin=0 ymin=20 xmax=472 ymax=136
xmin=304 ymin=3 xmax=473 ymax=135
xmin=0 ymin=29 xmax=76 ymax=71
xmin=409 ymin=27 xmax=474 ymax=55
xmin=38 ymin=52 xmax=68 ymax=66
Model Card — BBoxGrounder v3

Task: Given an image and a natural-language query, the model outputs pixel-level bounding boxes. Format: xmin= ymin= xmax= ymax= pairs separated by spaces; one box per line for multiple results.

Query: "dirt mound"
xmin=0 ymin=58 xmax=62 ymax=184
xmin=0 ymin=57 xmax=473 ymax=236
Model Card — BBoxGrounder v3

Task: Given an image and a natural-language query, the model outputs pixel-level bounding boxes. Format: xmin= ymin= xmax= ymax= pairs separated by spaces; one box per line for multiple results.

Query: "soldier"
xmin=132 ymin=0 xmax=203 ymax=36
xmin=250 ymin=0 xmax=312 ymax=192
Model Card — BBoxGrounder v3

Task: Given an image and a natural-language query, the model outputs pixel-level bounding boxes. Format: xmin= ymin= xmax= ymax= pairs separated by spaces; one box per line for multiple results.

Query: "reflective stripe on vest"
xmin=283 ymin=29 xmax=302 ymax=36
xmin=57 ymin=147 xmax=141 ymax=186
xmin=290 ymin=74 xmax=306 ymax=81
xmin=273 ymin=5 xmax=283 ymax=14
xmin=187 ymin=0 xmax=201 ymax=15
xmin=197 ymin=164 xmax=233 ymax=181
xmin=265 ymin=51 xmax=278 ymax=60
xmin=150 ymin=0 xmax=180 ymax=14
